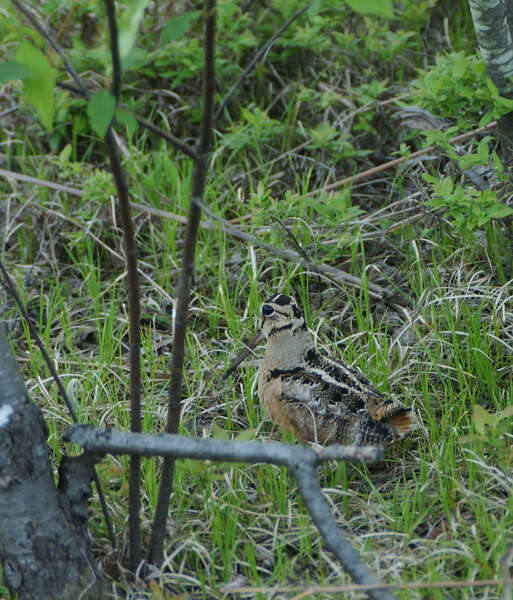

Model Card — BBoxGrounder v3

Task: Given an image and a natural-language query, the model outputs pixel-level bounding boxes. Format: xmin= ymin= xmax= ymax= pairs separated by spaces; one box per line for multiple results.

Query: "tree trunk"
xmin=0 ymin=324 xmax=104 ymax=600
xmin=468 ymin=0 xmax=513 ymax=152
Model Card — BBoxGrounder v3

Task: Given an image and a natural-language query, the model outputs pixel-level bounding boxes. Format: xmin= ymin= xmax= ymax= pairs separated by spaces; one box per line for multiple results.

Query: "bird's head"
xmin=224 ymin=292 xmax=306 ymax=378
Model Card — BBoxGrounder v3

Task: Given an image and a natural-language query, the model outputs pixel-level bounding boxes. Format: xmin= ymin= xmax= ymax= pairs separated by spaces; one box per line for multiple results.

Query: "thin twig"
xmin=0 ymin=261 xmax=116 ymax=549
xmin=147 ymin=0 xmax=217 ymax=567
xmin=199 ymin=202 xmax=390 ymax=299
xmin=215 ymin=3 xmax=311 ymax=120
xmin=292 ymin=462 xmax=396 ymax=600
xmin=222 ymin=578 xmax=504 ymax=596
xmin=66 ymin=424 xmax=393 ymax=600
xmin=104 ymin=0 xmax=142 ymax=572
xmin=0 ymin=167 xmax=84 ymax=196
xmin=65 ymin=424 xmax=382 ymax=463
xmin=135 ymin=115 xmax=198 ymax=160
xmin=307 ymin=121 xmax=498 ymax=197
xmin=10 ymin=0 xmax=87 ymax=96
xmin=56 ymin=82 xmax=198 ymax=160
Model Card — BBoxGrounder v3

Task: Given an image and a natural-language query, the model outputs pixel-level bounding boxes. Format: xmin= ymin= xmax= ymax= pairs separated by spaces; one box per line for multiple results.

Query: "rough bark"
xmin=468 ymin=0 xmax=513 ymax=151
xmin=0 ymin=325 xmax=103 ymax=600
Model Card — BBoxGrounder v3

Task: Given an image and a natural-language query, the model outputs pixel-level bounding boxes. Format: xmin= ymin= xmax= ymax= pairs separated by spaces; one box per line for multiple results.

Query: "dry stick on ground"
xmin=67 ymin=425 xmax=396 ymax=600
xmin=131 ymin=199 xmax=390 ymax=299
xmin=306 ymin=121 xmax=498 ymax=197
xmin=103 ymin=0 xmax=142 ymax=571
xmin=224 ymin=578 xmax=505 ymax=597
xmin=0 ymin=260 xmax=116 ymax=549
xmin=215 ymin=3 xmax=311 ymax=121
xmin=146 ymin=0 xmax=217 ymax=567
xmin=199 ymin=201 xmax=390 ymax=299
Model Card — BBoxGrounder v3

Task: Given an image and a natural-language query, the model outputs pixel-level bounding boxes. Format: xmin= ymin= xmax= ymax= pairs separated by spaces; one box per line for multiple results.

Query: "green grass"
xmin=1 ymin=0 xmax=513 ymax=598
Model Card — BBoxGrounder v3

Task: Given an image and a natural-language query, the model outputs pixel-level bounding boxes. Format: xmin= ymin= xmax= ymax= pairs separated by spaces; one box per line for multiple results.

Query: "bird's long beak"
xmin=224 ymin=329 xmax=264 ymax=379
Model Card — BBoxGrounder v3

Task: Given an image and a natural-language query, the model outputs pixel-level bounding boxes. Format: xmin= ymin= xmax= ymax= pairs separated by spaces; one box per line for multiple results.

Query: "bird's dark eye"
xmin=262 ymin=304 xmax=274 ymax=317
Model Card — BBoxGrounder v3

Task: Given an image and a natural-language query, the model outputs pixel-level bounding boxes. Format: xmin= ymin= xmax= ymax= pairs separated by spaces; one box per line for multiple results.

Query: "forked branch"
xmin=67 ymin=425 xmax=396 ymax=600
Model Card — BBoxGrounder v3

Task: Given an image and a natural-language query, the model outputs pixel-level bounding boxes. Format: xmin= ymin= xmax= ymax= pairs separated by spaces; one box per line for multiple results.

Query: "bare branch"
xmin=65 ymin=424 xmax=382 ymax=463
xmin=104 ymin=0 xmax=121 ymax=103
xmin=216 ymin=3 xmax=311 ymax=120
xmin=147 ymin=0 xmax=217 ymax=567
xmin=55 ymin=82 xmax=199 ymax=160
xmin=135 ymin=115 xmax=198 ymax=160
xmin=10 ymin=0 xmax=88 ymax=96
xmin=306 ymin=121 xmax=497 ymax=197
xmin=0 ymin=261 xmax=116 ymax=548
xmin=67 ymin=424 xmax=393 ymax=600
xmin=199 ymin=202 xmax=390 ymax=299
xmin=293 ymin=463 xmax=396 ymax=600
xmin=104 ymin=0 xmax=142 ymax=571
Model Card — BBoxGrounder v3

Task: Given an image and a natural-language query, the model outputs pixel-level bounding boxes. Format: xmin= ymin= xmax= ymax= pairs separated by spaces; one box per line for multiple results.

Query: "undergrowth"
xmin=1 ymin=0 xmax=512 ymax=598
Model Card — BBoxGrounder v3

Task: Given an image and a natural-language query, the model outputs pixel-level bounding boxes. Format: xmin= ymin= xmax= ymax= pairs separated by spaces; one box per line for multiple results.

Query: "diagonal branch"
xmin=10 ymin=0 xmax=87 ymax=96
xmin=0 ymin=260 xmax=116 ymax=549
xmin=199 ymin=202 xmax=390 ymax=299
xmin=215 ymin=3 xmax=311 ymax=120
xmin=292 ymin=463 xmax=396 ymax=600
xmin=103 ymin=0 xmax=142 ymax=572
xmin=147 ymin=0 xmax=217 ymax=567
xmin=55 ymin=82 xmax=199 ymax=159
xmin=66 ymin=424 xmax=395 ymax=600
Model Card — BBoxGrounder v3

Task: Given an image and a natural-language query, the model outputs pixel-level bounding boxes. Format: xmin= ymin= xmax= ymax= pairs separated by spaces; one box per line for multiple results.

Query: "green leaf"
xmin=116 ymin=107 xmax=138 ymax=137
xmin=472 ymin=404 xmax=495 ymax=435
xmin=233 ymin=428 xmax=258 ymax=441
xmin=499 ymin=405 xmax=513 ymax=420
xmin=15 ymin=42 xmax=55 ymax=131
xmin=477 ymin=139 xmax=489 ymax=163
xmin=487 ymin=203 xmax=513 ymax=219
xmin=161 ymin=11 xmax=202 ymax=45
xmin=0 ymin=61 xmax=32 ymax=83
xmin=345 ymin=0 xmax=392 ymax=17
xmin=87 ymin=90 xmax=116 ymax=138
xmin=119 ymin=0 xmax=151 ymax=59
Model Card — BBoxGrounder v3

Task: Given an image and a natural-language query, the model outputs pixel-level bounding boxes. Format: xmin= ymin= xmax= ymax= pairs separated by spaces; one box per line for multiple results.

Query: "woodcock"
xmin=225 ymin=293 xmax=416 ymax=446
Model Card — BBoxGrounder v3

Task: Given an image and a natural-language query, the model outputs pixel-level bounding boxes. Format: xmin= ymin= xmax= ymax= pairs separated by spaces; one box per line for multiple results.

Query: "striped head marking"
xmin=260 ymin=293 xmax=305 ymax=340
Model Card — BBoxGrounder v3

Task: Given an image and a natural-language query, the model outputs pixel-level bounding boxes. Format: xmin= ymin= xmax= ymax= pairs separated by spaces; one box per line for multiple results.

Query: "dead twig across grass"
xmin=67 ymin=424 xmax=396 ymax=600
xmin=307 ymin=121 xmax=498 ymax=197
xmin=0 ymin=167 xmax=84 ymax=196
xmin=129 ymin=199 xmax=391 ymax=300
xmin=215 ymin=3 xmax=311 ymax=120
xmin=222 ymin=577 xmax=506 ymax=597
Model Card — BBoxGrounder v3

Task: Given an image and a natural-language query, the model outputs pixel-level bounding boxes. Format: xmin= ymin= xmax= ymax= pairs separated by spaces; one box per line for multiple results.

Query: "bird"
xmin=225 ymin=292 xmax=416 ymax=446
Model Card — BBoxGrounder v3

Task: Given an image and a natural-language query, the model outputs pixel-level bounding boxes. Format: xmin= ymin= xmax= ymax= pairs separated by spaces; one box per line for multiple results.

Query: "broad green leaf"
xmin=119 ymin=0 xmax=151 ymax=59
xmin=161 ymin=11 xmax=201 ymax=45
xmin=233 ymin=428 xmax=258 ymax=441
xmin=499 ymin=405 xmax=513 ymax=420
xmin=211 ymin=422 xmax=230 ymax=440
xmin=15 ymin=42 xmax=55 ymax=131
xmin=487 ymin=203 xmax=513 ymax=219
xmin=116 ymin=107 xmax=138 ymax=137
xmin=87 ymin=90 xmax=116 ymax=138
xmin=472 ymin=404 xmax=495 ymax=435
xmin=345 ymin=0 xmax=392 ymax=17
xmin=0 ymin=61 xmax=32 ymax=83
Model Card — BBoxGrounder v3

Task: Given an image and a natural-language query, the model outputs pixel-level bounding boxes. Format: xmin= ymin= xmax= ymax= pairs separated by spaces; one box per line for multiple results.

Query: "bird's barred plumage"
xmin=226 ymin=293 xmax=416 ymax=446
